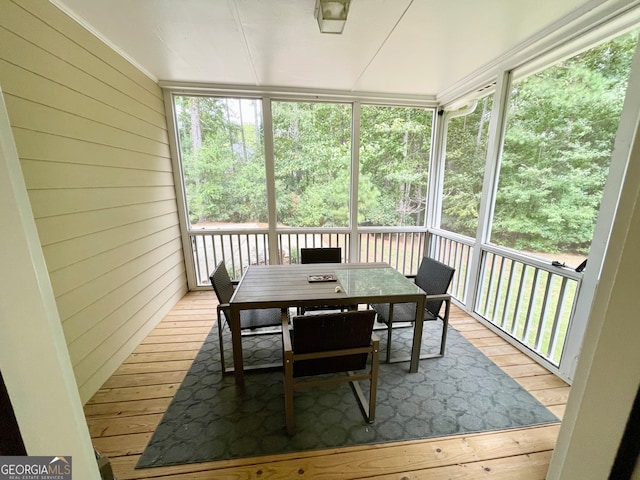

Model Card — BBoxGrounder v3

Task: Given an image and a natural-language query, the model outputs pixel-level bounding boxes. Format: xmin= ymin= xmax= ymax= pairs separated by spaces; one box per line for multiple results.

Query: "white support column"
xmin=0 ymin=88 xmax=101 ymax=478
xmin=349 ymin=101 xmax=361 ymax=263
xmin=464 ymin=71 xmax=511 ymax=311
xmin=163 ymin=89 xmax=197 ymax=288
xmin=263 ymin=97 xmax=280 ymax=264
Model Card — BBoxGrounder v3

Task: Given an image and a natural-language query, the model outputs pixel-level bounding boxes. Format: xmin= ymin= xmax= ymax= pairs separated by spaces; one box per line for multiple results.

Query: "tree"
xmin=359 ymin=105 xmax=432 ymax=226
xmin=492 ymin=30 xmax=637 ymax=254
xmin=440 ymin=30 xmax=637 ymax=254
xmin=177 ymin=96 xmax=268 ymax=224
xmin=441 ymin=96 xmax=492 ymax=237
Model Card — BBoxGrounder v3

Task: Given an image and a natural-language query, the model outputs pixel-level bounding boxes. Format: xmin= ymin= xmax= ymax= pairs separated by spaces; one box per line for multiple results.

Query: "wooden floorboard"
xmin=84 ymin=291 xmax=568 ymax=480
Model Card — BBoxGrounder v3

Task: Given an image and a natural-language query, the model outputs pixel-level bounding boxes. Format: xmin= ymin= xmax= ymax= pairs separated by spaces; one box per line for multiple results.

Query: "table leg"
xmin=409 ymin=295 xmax=426 ymax=373
xmin=230 ymin=306 xmax=245 ymax=389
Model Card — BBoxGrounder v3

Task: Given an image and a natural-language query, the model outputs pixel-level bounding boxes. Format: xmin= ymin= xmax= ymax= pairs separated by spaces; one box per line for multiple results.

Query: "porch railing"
xmin=189 ymin=227 xmax=428 ymax=284
xmin=474 ymin=246 xmax=580 ymax=366
xmin=189 ymin=226 xmax=580 ymax=369
xmin=357 ymin=228 xmax=427 ymax=276
xmin=277 ymin=230 xmax=350 ymax=264
xmin=427 ymin=230 xmax=474 ymax=303
xmin=191 ymin=229 xmax=270 ymax=283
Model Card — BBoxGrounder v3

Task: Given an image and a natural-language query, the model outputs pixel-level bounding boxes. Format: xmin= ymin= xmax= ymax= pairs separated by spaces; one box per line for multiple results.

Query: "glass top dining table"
xmin=228 ymin=262 xmax=427 ymax=388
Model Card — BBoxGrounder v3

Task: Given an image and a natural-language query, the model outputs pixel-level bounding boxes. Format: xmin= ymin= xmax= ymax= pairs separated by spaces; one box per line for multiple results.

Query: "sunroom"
xmin=1 ymin=0 xmax=640 ymax=479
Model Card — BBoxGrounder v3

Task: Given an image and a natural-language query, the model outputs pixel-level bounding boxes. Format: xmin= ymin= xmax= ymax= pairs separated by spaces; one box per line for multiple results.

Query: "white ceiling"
xmin=54 ymin=0 xmax=609 ymax=99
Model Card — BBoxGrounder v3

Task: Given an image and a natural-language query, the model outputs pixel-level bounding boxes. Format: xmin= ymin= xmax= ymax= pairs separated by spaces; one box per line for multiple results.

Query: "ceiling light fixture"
xmin=314 ymin=0 xmax=351 ymax=34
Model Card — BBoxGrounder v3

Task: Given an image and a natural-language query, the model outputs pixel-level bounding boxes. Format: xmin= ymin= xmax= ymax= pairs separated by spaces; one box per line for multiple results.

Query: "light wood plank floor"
xmin=84 ymin=291 xmax=569 ymax=480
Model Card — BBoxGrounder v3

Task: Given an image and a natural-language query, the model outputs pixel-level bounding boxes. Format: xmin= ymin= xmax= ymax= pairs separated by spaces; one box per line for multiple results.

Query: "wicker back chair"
xmin=282 ymin=310 xmax=379 ymax=435
xmin=372 ymin=256 xmax=454 ymax=363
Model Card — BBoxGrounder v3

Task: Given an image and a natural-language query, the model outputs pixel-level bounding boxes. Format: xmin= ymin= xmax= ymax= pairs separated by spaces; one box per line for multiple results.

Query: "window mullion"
xmin=350 ymin=101 xmax=361 ymax=263
xmin=466 ymin=70 xmax=512 ymax=309
xmin=262 ymin=96 xmax=279 ymax=264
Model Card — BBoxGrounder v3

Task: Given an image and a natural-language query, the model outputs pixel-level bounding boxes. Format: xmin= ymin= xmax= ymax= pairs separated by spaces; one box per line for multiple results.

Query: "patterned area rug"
xmin=137 ymin=316 xmax=558 ymax=468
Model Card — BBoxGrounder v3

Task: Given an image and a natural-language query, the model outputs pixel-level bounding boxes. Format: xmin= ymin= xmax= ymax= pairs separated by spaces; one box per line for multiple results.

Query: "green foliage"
xmin=441 ymin=96 xmax=492 ymax=237
xmin=176 ymin=97 xmax=268 ymax=224
xmin=272 ymin=101 xmax=352 ymax=227
xmin=492 ymin=30 xmax=637 ymax=254
xmin=174 ymin=29 xmax=637 ymax=253
xmin=442 ymin=30 xmax=637 ymax=254
xmin=359 ymin=105 xmax=433 ymax=226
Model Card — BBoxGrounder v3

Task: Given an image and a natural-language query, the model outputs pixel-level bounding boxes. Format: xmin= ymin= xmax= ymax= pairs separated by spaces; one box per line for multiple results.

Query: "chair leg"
xmin=284 ymin=351 xmax=295 ymax=435
xmin=369 ymin=338 xmax=379 ymax=422
xmin=217 ymin=309 xmax=227 ymax=374
xmin=439 ymin=299 xmax=451 ymax=356
xmin=385 ymin=303 xmax=394 ymax=363
xmin=439 ymin=317 xmax=448 ymax=356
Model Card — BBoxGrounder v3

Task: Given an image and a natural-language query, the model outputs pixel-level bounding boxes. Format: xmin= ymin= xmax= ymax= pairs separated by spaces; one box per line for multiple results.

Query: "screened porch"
xmin=3 ymin=1 xmax=640 ymax=479
xmin=168 ymin=23 xmax=640 ymax=384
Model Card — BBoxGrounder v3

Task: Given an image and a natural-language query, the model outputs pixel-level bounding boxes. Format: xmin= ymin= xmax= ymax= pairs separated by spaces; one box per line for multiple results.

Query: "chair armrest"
xmin=425 ymin=294 xmax=451 ymax=321
xmin=424 ymin=293 xmax=451 ymax=302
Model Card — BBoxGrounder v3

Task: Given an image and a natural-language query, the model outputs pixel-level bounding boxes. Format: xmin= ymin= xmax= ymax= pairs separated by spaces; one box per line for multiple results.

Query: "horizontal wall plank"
xmin=0 ymin=58 xmax=168 ymax=142
xmin=6 ymin=95 xmax=170 ymax=157
xmin=0 ymin=26 xmax=164 ymax=127
xmin=12 ymin=128 xmax=171 ymax=171
xmin=52 ymin=228 xmax=181 ymax=302
xmin=21 ymin=159 xmax=174 ymax=189
xmin=43 ymin=214 xmax=179 ymax=272
xmin=30 ymin=186 xmax=176 ymax=219
xmin=1 ymin=0 xmax=164 ymax=114
xmin=63 ymin=247 xmax=184 ymax=346
xmin=36 ymin=199 xmax=177 ymax=246
xmin=21 ymin=0 xmax=161 ymax=97
xmin=1 ymin=0 xmax=187 ymax=405
xmin=76 ymin=276 xmax=187 ymax=401
xmin=69 ymin=262 xmax=186 ymax=367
